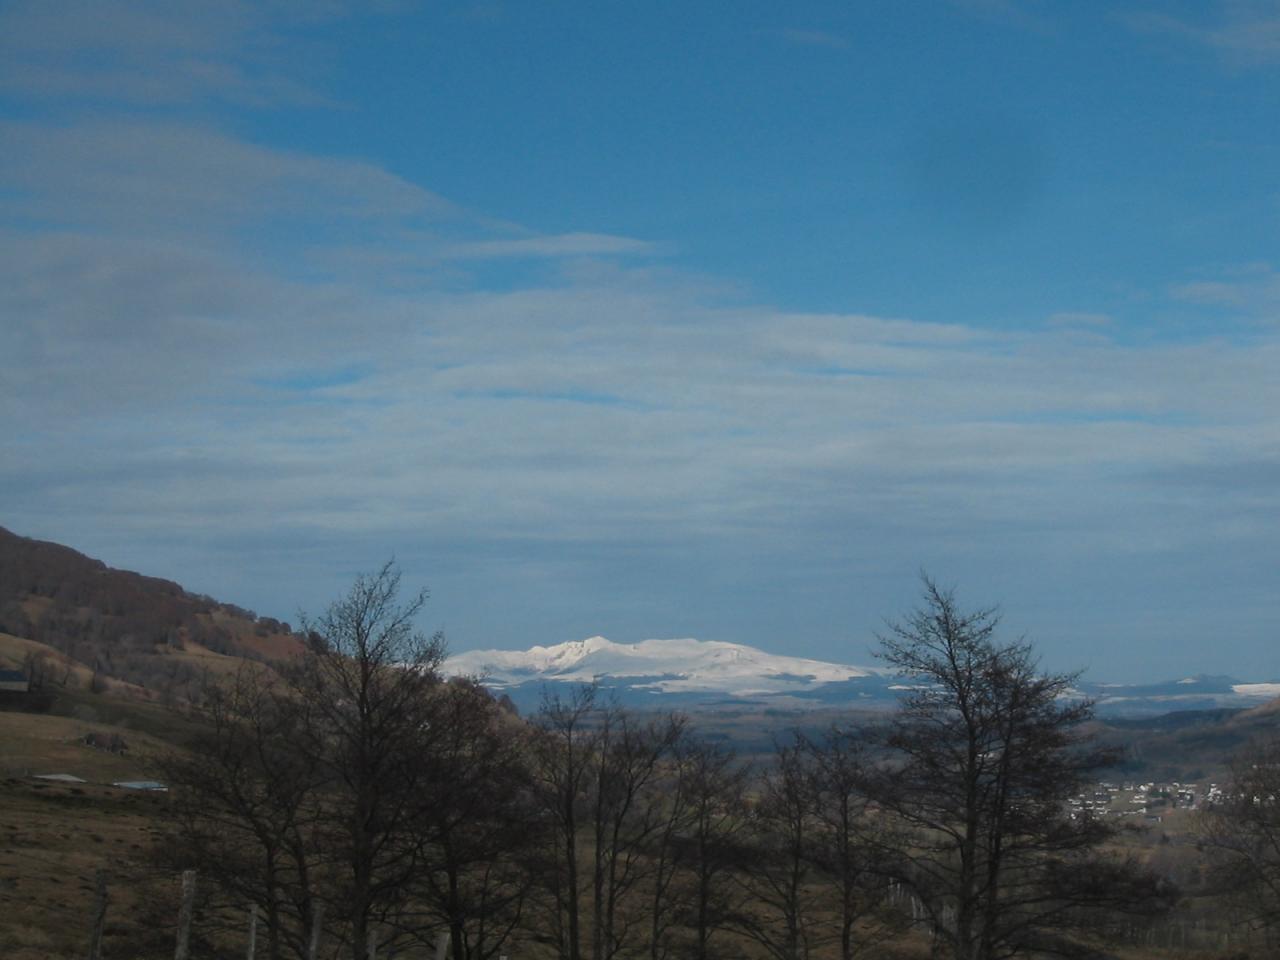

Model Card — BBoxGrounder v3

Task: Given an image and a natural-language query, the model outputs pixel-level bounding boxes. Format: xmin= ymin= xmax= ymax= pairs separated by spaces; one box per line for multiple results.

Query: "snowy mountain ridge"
xmin=445 ymin=635 xmax=879 ymax=697
xmin=444 ymin=636 xmax=1280 ymax=716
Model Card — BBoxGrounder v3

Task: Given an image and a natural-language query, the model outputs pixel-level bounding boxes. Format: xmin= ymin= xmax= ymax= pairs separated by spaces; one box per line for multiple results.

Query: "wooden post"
xmin=175 ymin=870 xmax=197 ymax=960
xmin=367 ymin=926 xmax=377 ymax=960
xmin=308 ymin=904 xmax=324 ymax=960
xmin=434 ymin=930 xmax=449 ymax=960
xmin=87 ymin=869 xmax=108 ymax=960
xmin=246 ymin=903 xmax=258 ymax=960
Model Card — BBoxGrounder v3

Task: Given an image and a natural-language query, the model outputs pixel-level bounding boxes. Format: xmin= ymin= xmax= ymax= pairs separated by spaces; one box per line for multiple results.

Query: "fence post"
xmin=308 ymin=904 xmax=325 ymax=960
xmin=435 ymin=930 xmax=449 ymax=960
xmin=175 ymin=870 xmax=197 ymax=960
xmin=368 ymin=927 xmax=377 ymax=960
xmin=87 ymin=868 xmax=108 ymax=960
xmin=246 ymin=903 xmax=258 ymax=960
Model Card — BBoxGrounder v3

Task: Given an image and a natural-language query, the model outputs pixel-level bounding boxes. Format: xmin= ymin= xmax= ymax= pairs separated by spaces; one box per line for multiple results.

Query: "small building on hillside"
xmin=0 ymin=669 xmax=29 ymax=693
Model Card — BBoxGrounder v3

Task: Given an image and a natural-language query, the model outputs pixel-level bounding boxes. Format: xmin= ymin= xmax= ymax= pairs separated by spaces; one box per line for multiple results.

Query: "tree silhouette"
xmin=864 ymin=575 xmax=1169 ymax=960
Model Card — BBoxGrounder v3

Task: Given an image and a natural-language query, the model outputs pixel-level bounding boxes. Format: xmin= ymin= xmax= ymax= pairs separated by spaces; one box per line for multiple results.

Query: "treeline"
xmin=156 ymin=566 xmax=1180 ymax=960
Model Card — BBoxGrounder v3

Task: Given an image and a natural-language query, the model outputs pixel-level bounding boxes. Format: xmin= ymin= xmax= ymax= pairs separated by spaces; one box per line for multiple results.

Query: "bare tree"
xmin=648 ymin=733 xmax=698 ymax=960
xmin=409 ymin=678 xmax=543 ymax=960
xmin=157 ymin=666 xmax=323 ymax=960
xmin=737 ymin=735 xmax=823 ymax=960
xmin=1199 ymin=737 xmax=1280 ymax=933
xmin=286 ymin=561 xmax=447 ymax=960
xmin=801 ymin=725 xmax=899 ymax=960
xmin=529 ymin=684 xmax=601 ymax=960
xmin=864 ymin=575 xmax=1169 ymax=960
xmin=589 ymin=705 xmax=685 ymax=960
xmin=21 ymin=648 xmax=50 ymax=690
xmin=669 ymin=735 xmax=752 ymax=960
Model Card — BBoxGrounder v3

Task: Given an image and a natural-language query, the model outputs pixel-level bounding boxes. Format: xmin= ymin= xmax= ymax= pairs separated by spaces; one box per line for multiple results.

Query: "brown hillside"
xmin=1232 ymin=694 xmax=1280 ymax=721
xmin=0 ymin=526 xmax=302 ymax=700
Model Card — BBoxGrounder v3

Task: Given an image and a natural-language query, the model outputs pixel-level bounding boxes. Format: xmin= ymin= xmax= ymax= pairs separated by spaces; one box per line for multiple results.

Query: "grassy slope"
xmin=0 ymin=692 xmax=202 ymax=960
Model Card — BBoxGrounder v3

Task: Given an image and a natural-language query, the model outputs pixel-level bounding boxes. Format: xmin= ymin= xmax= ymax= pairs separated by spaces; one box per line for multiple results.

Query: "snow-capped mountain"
xmin=444 ymin=637 xmax=1280 ymax=716
xmin=445 ymin=636 xmax=882 ymax=701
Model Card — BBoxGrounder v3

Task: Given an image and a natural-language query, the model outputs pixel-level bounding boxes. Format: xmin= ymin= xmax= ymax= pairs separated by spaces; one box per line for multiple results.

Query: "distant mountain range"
xmin=445 ymin=636 xmax=1280 ymax=716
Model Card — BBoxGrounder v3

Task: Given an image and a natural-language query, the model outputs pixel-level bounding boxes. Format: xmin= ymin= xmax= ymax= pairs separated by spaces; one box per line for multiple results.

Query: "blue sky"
xmin=2 ymin=1 xmax=1278 ymax=681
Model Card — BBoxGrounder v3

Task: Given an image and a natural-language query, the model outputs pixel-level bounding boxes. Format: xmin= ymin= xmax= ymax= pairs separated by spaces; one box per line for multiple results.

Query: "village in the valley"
xmin=1069 ymin=781 xmax=1222 ymax=823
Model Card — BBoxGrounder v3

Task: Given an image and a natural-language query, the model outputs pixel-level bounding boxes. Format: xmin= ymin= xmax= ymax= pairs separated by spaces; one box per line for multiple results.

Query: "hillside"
xmin=0 ymin=526 xmax=301 ymax=702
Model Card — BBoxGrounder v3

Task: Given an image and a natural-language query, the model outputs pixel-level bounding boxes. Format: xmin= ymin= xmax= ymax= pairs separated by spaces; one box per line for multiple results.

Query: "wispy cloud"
xmin=1124 ymin=2 xmax=1280 ymax=66
xmin=1047 ymin=311 xmax=1112 ymax=328
xmin=444 ymin=233 xmax=660 ymax=260
xmin=779 ymin=28 xmax=849 ymax=50
xmin=0 ymin=121 xmax=454 ymax=234
xmin=0 ymin=0 xmax=350 ymax=106
xmin=4 ymin=107 xmax=1275 ymax=578
xmin=1172 ymin=262 xmax=1280 ymax=313
xmin=948 ymin=0 xmax=1054 ymax=32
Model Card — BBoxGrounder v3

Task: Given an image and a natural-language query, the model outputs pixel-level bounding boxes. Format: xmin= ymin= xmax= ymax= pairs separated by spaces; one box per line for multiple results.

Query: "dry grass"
xmin=0 ymin=632 xmax=91 ymax=688
xmin=0 ymin=683 xmax=240 ymax=959
xmin=0 ymin=718 xmax=176 ymax=960
xmin=0 ymin=711 xmax=173 ymax=782
xmin=204 ymin=608 xmax=305 ymax=661
xmin=148 ymin=634 xmax=264 ymax=678
xmin=0 ymin=624 xmax=296 ymax=706
xmin=0 ymin=776 xmax=175 ymax=959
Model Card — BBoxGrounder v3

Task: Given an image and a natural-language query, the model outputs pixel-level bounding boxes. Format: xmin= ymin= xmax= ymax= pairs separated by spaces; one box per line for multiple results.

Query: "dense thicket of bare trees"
xmin=737 ymin=736 xmax=823 ymax=960
xmin=159 ymin=564 xmax=541 ymax=960
xmin=801 ymin=727 xmax=898 ymax=960
xmin=158 ymin=668 xmax=320 ymax=960
xmin=410 ymin=678 xmax=541 ymax=960
xmin=159 ymin=569 xmax=1172 ymax=960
